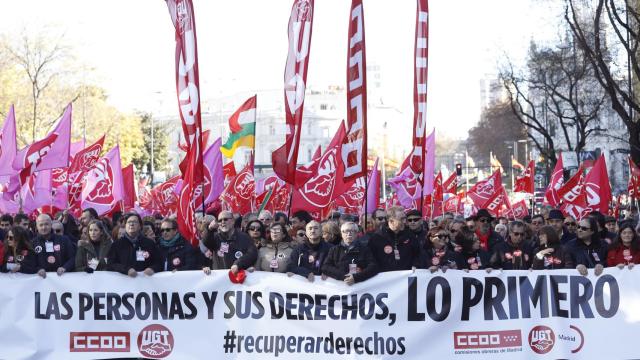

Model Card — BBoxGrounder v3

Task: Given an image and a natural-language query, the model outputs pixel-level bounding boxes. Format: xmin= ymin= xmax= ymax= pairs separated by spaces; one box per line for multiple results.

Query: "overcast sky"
xmin=1 ymin=0 xmax=562 ymax=141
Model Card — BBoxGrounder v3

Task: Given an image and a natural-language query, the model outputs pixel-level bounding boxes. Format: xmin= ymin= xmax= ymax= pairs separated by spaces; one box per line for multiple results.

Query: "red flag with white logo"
xmin=68 ymin=135 xmax=105 ymax=175
xmin=514 ymin=160 xmax=535 ymax=194
xmin=433 ymin=171 xmax=443 ymax=202
xmin=509 ymin=199 xmax=529 ymax=219
xmin=442 ymin=171 xmax=457 ymax=195
xmin=220 ymin=158 xmax=256 ymax=215
xmin=295 ymin=145 xmax=322 ymax=189
xmin=409 ymin=0 xmax=429 ymax=182
xmin=272 ymin=0 xmax=315 ymax=185
xmin=558 ymin=166 xmax=587 ymax=219
xmin=581 ymin=155 xmax=611 ymax=215
xmin=80 ymin=145 xmax=124 ymax=216
xmin=467 ymin=170 xmax=503 ymax=207
xmin=543 ymin=154 xmax=564 ymax=207
xmin=342 ymin=0 xmax=368 ymax=182
xmin=482 ymin=186 xmax=511 ymax=217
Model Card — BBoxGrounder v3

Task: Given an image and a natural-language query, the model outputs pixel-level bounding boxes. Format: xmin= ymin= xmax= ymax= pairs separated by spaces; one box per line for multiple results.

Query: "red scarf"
xmin=475 ymin=229 xmax=490 ymax=251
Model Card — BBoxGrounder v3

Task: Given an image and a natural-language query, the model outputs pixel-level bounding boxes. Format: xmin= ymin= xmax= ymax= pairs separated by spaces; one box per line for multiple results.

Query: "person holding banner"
xmin=368 ymin=207 xmax=421 ymax=272
xmin=253 ymin=223 xmax=294 ymax=273
xmin=202 ymin=210 xmax=257 ymax=275
xmin=489 ymin=221 xmax=533 ymax=270
xmin=473 ymin=209 xmax=504 ymax=253
xmin=74 ymin=220 xmax=112 ymax=273
xmin=322 ymin=222 xmax=378 ymax=286
xmin=566 ymin=217 xmax=608 ymax=276
xmin=458 ymin=229 xmax=492 ymax=272
xmin=607 ymin=222 xmax=640 ymax=268
xmin=1 ymin=226 xmax=37 ymax=274
xmin=422 ymin=226 xmax=463 ymax=271
xmin=158 ymin=218 xmax=198 ymax=272
xmin=287 ymin=220 xmax=333 ymax=281
xmin=106 ymin=213 xmax=162 ymax=277
xmin=33 ymin=214 xmax=76 ymax=278
xmin=532 ymin=225 xmax=573 ymax=270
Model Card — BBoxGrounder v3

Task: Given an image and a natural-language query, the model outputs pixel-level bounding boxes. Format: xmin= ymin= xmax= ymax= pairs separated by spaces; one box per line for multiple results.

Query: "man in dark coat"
xmin=33 ymin=214 xmax=76 ymax=278
xmin=158 ymin=218 xmax=198 ymax=271
xmin=322 ymin=221 xmax=378 ymax=285
xmin=474 ymin=209 xmax=503 ymax=253
xmin=287 ymin=220 xmax=333 ymax=281
xmin=368 ymin=206 xmax=422 ymax=272
xmin=107 ymin=213 xmax=162 ymax=277
xmin=202 ymin=210 xmax=257 ymax=275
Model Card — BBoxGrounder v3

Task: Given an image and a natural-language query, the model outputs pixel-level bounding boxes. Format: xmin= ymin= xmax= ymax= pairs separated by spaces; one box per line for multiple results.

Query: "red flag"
xmin=271 ymin=183 xmax=292 ymax=213
xmin=272 ymin=0 xmax=315 ymax=185
xmin=294 ymin=145 xmax=322 ymax=189
xmin=582 ymin=155 xmax=611 ymax=215
xmin=150 ymin=176 xmax=180 ymax=217
xmin=177 ymin=150 xmax=199 ymax=245
xmin=80 ymin=145 xmax=124 ymax=216
xmin=433 ymin=171 xmax=443 ymax=202
xmin=220 ymin=158 xmax=256 ymax=215
xmin=558 ymin=166 xmax=587 ymax=220
xmin=467 ymin=170 xmax=503 ymax=207
xmin=122 ymin=164 xmax=136 ymax=210
xmin=223 ymin=161 xmax=237 ymax=181
xmin=68 ymin=135 xmax=105 ymax=174
xmin=333 ymin=176 xmax=366 ymax=215
xmin=342 ymin=0 xmax=368 ymax=182
xmin=514 ymin=160 xmax=535 ymax=194
xmin=442 ymin=171 xmax=457 ymax=194
xmin=409 ymin=0 xmax=429 ymax=181
xmin=543 ymin=154 xmax=564 ymax=207
xmin=509 ymin=200 xmax=529 ymax=219
xmin=179 ymin=130 xmax=210 ymax=152
xmin=443 ymin=194 xmax=461 ymax=214
xmin=483 ymin=186 xmax=511 ymax=217
xmin=628 ymin=156 xmax=640 ymax=198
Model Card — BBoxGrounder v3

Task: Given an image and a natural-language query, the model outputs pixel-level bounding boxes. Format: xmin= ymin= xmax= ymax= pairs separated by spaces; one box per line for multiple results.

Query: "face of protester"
xmin=373 ymin=210 xmax=387 ymax=228
xmin=340 ymin=224 xmax=358 ymax=245
xmin=0 ymin=221 xmax=11 ymax=231
xmin=36 ymin=215 xmax=52 ymax=236
xmin=125 ymin=216 xmax=141 ymax=237
xmin=564 ymin=217 xmax=577 ymax=234
xmin=548 ymin=219 xmax=564 ymax=234
xmin=247 ymin=223 xmax=262 ymax=240
xmin=161 ymin=222 xmax=177 ymax=241
xmin=531 ymin=217 xmax=544 ymax=233
xmin=270 ymin=226 xmax=284 ymax=243
xmin=605 ymin=222 xmax=617 ymax=234
xmin=450 ymin=223 xmax=463 ymax=238
xmin=88 ymin=224 xmax=102 ymax=243
xmin=621 ymin=228 xmax=634 ymax=247
xmin=509 ymin=226 xmax=525 ymax=246
xmin=290 ymin=217 xmax=305 ymax=229
xmin=18 ymin=219 xmax=30 ymax=230
xmin=306 ymin=221 xmax=322 ymax=244
xmin=322 ymin=229 xmax=335 ymax=243
xmin=52 ymin=222 xmax=64 ymax=236
xmin=475 ymin=217 xmax=491 ymax=234
xmin=406 ymin=215 xmax=423 ymax=232
xmin=466 ymin=220 xmax=476 ymax=232
xmin=539 ymin=233 xmax=548 ymax=246
xmin=430 ymin=232 xmax=448 ymax=250
xmin=576 ymin=220 xmax=594 ymax=241
xmin=258 ymin=212 xmax=273 ymax=227
xmin=217 ymin=211 xmax=234 ymax=234
xmin=80 ymin=211 xmax=93 ymax=227
xmin=388 ymin=213 xmax=406 ymax=233
xmin=6 ymin=231 xmax=15 ymax=248
xmin=143 ymin=225 xmax=156 ymax=239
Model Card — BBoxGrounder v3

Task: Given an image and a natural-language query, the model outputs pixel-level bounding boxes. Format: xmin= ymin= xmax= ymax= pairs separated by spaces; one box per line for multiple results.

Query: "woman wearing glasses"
xmin=253 ymin=223 xmax=294 ymax=273
xmin=75 ymin=220 xmax=112 ymax=273
xmin=158 ymin=218 xmax=198 ymax=271
xmin=458 ymin=229 xmax=492 ymax=272
xmin=1 ymin=226 xmax=37 ymax=274
xmin=489 ymin=221 xmax=533 ymax=270
xmin=607 ymin=222 xmax=640 ymax=268
xmin=532 ymin=225 xmax=573 ymax=270
xmin=565 ymin=217 xmax=608 ymax=276
xmin=422 ymin=226 xmax=463 ymax=271
xmin=245 ymin=220 xmax=267 ymax=250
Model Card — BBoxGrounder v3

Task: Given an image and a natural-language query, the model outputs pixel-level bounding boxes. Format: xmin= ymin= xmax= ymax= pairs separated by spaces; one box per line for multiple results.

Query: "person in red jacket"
xmin=607 ymin=222 xmax=640 ymax=268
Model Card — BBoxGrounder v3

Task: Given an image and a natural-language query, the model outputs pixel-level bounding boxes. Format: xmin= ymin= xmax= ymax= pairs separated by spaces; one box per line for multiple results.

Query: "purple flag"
xmin=81 ymin=145 xmax=124 ymax=215
xmin=0 ymin=106 xmax=17 ymax=176
xmin=366 ymin=157 xmax=380 ymax=214
xmin=21 ymin=170 xmax=53 ymax=214
xmin=204 ymin=138 xmax=224 ymax=204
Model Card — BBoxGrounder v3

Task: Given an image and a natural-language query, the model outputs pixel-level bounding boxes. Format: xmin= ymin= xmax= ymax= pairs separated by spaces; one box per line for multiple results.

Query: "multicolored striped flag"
xmin=221 ymin=95 xmax=257 ymax=159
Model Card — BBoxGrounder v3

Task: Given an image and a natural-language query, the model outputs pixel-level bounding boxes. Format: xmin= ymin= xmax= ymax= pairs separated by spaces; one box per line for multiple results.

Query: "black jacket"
xmin=202 ymin=230 xmax=257 ymax=270
xmin=159 ymin=236 xmax=198 ymax=271
xmin=565 ymin=238 xmax=609 ymax=268
xmin=322 ymin=240 xmax=378 ymax=283
xmin=460 ymin=250 xmax=492 ymax=270
xmin=32 ymin=233 xmax=76 ymax=272
xmin=368 ymin=226 xmax=421 ymax=272
xmin=107 ymin=234 xmax=162 ymax=274
xmin=2 ymin=248 xmax=37 ymax=274
xmin=287 ymin=240 xmax=333 ymax=276
xmin=475 ymin=229 xmax=504 ymax=253
xmin=422 ymin=247 xmax=464 ymax=269
xmin=531 ymin=243 xmax=574 ymax=270
xmin=490 ymin=239 xmax=534 ymax=270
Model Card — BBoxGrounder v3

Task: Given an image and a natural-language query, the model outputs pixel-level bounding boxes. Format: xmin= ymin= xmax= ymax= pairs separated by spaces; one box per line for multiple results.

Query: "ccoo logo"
xmin=137 ymin=324 xmax=174 ymax=359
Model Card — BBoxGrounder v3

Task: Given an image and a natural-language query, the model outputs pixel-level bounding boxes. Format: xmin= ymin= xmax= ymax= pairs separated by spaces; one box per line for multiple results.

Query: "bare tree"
xmin=2 ymin=28 xmax=70 ymax=142
xmin=501 ymin=35 xmax=608 ymax=174
xmin=566 ymin=0 xmax=640 ymax=163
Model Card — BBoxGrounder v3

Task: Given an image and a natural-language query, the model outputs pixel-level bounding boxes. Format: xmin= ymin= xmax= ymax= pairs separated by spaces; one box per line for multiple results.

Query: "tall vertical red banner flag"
xmin=409 ymin=0 xmax=429 ymax=183
xmin=342 ymin=0 xmax=368 ymax=181
xmin=166 ymin=0 xmax=204 ymax=245
xmin=272 ymin=0 xmax=315 ymax=185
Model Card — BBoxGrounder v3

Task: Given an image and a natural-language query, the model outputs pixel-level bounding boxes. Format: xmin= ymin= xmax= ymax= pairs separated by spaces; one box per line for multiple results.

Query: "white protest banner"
xmin=0 ymin=268 xmax=634 ymax=359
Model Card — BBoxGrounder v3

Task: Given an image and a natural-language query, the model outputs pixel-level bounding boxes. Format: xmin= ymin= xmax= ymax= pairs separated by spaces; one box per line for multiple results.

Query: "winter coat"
xmin=565 ymin=238 xmax=609 ymax=268
xmin=531 ymin=244 xmax=574 ymax=270
xmin=368 ymin=226 xmax=421 ymax=272
xmin=490 ymin=240 xmax=534 ymax=270
xmin=32 ymin=233 xmax=76 ymax=272
xmin=159 ymin=236 xmax=199 ymax=271
xmin=255 ymin=241 xmax=295 ymax=273
xmin=106 ymin=234 xmax=162 ymax=274
xmin=287 ymin=240 xmax=333 ymax=276
xmin=607 ymin=244 xmax=640 ymax=267
xmin=75 ymin=238 xmax=113 ymax=272
xmin=422 ymin=247 xmax=464 ymax=269
xmin=460 ymin=250 xmax=492 ymax=270
xmin=322 ymin=240 xmax=378 ymax=283
xmin=202 ymin=230 xmax=257 ymax=270
xmin=1 ymin=247 xmax=37 ymax=274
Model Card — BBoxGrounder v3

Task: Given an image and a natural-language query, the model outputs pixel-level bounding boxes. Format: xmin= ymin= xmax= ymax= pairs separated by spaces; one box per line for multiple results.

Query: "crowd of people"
xmin=1 ymin=204 xmax=638 ymax=285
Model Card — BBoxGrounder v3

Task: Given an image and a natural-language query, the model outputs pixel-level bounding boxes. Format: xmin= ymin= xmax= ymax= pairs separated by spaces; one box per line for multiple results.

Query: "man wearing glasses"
xmin=107 ymin=213 xmax=162 ymax=277
xmin=322 ymin=222 xmax=378 ymax=285
xmin=287 ymin=220 xmax=333 ymax=282
xmin=202 ymin=210 xmax=257 ymax=275
xmin=547 ymin=209 xmax=576 ymax=245
xmin=489 ymin=221 xmax=532 ymax=270
xmin=372 ymin=209 xmax=388 ymax=230
xmin=32 ymin=214 xmax=76 ymax=278
xmin=258 ymin=210 xmax=274 ymax=227
xmin=158 ymin=218 xmax=198 ymax=271
xmin=368 ymin=206 xmax=422 ymax=272
xmin=473 ymin=209 xmax=504 ymax=253
xmin=405 ymin=209 xmax=427 ymax=242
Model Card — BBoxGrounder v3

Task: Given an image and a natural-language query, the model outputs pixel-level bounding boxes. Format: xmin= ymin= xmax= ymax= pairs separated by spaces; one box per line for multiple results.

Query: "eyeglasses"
xmin=406 ymin=218 xmax=421 ymax=223
xmin=125 ymin=221 xmax=139 ymax=225
xmin=376 ymin=217 xmax=387 ymax=221
xmin=511 ymin=232 xmax=524 ymax=237
xmin=341 ymin=229 xmax=357 ymax=234
xmin=259 ymin=218 xmax=272 ymax=222
xmin=161 ymin=228 xmax=175 ymax=233
xmin=218 ymin=217 xmax=233 ymax=222
xmin=478 ymin=218 xmax=491 ymax=223
xmin=248 ymin=226 xmax=261 ymax=231
xmin=565 ymin=222 xmax=576 ymax=227
xmin=297 ymin=233 xmax=306 ymax=237
xmin=432 ymin=234 xmax=448 ymax=240
xmin=7 ymin=235 xmax=13 ymax=240
xmin=53 ymin=229 xmax=63 ymax=234
xmin=578 ymin=226 xmax=591 ymax=232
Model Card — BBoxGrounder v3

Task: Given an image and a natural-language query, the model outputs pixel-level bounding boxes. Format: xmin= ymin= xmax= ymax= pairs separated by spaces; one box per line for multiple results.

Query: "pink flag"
xmin=21 ymin=170 xmax=53 ymax=214
xmin=0 ymin=105 xmax=17 ymax=176
xmin=203 ymin=138 xmax=224 ymax=205
xmin=81 ymin=145 xmax=124 ymax=216
xmin=366 ymin=157 xmax=380 ymax=214
xmin=388 ymin=157 xmax=420 ymax=209
xmin=13 ymin=104 xmax=72 ymax=183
